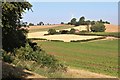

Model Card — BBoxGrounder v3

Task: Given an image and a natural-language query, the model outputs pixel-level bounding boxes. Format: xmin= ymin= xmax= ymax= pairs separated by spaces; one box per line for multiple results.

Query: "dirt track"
xmin=67 ymin=68 xmax=116 ymax=78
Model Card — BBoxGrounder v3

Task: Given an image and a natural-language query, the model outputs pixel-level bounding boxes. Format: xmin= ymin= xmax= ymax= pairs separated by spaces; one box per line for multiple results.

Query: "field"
xmin=28 ymin=24 xmax=119 ymax=77
xmin=28 ymin=33 xmax=104 ymax=42
xmin=36 ymin=39 xmax=118 ymax=76
xmin=104 ymin=24 xmax=119 ymax=32
xmin=28 ymin=24 xmax=119 ymax=33
xmin=28 ymin=25 xmax=74 ymax=33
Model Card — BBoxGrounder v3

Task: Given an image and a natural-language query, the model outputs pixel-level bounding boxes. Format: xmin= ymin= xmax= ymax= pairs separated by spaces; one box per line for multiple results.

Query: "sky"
xmin=22 ymin=2 xmax=118 ymax=25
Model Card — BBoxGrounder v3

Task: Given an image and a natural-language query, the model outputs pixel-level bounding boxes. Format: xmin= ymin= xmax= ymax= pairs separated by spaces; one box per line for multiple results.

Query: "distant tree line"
xmin=68 ymin=16 xmax=110 ymax=26
xmin=67 ymin=16 xmax=109 ymax=32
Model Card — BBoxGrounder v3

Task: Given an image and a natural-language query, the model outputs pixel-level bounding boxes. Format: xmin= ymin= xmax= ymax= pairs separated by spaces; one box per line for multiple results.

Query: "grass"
xmin=76 ymin=32 xmax=120 ymax=38
xmin=37 ymin=39 xmax=119 ymax=77
xmin=29 ymin=25 xmax=74 ymax=33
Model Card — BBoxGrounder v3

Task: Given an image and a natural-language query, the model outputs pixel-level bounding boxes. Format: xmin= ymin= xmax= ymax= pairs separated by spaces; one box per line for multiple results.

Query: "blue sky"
xmin=22 ymin=2 xmax=118 ymax=25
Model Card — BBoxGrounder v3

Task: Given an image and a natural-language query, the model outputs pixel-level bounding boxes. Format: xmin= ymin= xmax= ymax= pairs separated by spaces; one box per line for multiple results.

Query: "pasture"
xmin=36 ymin=39 xmax=119 ymax=76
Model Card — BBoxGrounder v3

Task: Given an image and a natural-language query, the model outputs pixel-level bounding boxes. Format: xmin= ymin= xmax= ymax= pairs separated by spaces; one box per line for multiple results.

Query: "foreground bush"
xmin=12 ymin=43 xmax=67 ymax=72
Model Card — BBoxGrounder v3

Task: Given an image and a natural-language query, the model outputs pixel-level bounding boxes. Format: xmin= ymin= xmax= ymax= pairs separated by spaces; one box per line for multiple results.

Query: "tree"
xmin=70 ymin=18 xmax=77 ymax=25
xmin=90 ymin=23 xmax=106 ymax=32
xmin=2 ymin=2 xmax=32 ymax=52
xmin=99 ymin=19 xmax=103 ymax=23
xmin=75 ymin=22 xmax=80 ymax=26
xmin=29 ymin=23 xmax=34 ymax=26
xmin=79 ymin=16 xmax=85 ymax=25
xmin=91 ymin=21 xmax=96 ymax=25
xmin=37 ymin=22 xmax=44 ymax=25
xmin=48 ymin=29 xmax=56 ymax=35
xmin=68 ymin=22 xmax=71 ymax=25
xmin=61 ymin=22 xmax=64 ymax=24
xmin=85 ymin=20 xmax=91 ymax=32
xmin=105 ymin=21 xmax=110 ymax=24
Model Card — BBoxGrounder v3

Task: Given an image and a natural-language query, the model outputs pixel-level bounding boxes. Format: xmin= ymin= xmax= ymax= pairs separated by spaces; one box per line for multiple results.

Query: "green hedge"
xmin=49 ymin=40 xmax=64 ymax=42
xmin=71 ymin=37 xmax=106 ymax=42
xmin=76 ymin=32 xmax=120 ymax=38
xmin=28 ymin=38 xmax=47 ymax=40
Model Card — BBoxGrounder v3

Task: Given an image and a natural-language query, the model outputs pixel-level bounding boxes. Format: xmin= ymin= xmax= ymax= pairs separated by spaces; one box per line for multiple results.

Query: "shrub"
xmin=2 ymin=51 xmax=14 ymax=63
xmin=48 ymin=29 xmax=57 ymax=35
xmin=90 ymin=23 xmax=106 ymax=32
xmin=59 ymin=30 xmax=69 ymax=34
xmin=50 ymin=40 xmax=64 ymax=42
xmin=61 ymin=22 xmax=64 ymax=24
xmin=13 ymin=43 xmax=67 ymax=72
xmin=69 ymin=28 xmax=76 ymax=34
xmin=28 ymin=38 xmax=47 ymax=40
xmin=71 ymin=36 xmax=106 ymax=42
xmin=78 ymin=30 xmax=88 ymax=35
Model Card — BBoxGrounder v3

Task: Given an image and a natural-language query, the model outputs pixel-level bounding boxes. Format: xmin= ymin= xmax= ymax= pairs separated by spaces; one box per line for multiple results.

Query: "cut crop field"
xmin=28 ymin=24 xmax=119 ymax=33
xmin=37 ymin=39 xmax=119 ymax=77
xmin=28 ymin=25 xmax=74 ymax=33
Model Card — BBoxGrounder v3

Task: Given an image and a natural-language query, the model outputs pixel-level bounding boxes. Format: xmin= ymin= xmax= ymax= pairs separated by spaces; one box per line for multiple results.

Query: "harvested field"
xmin=28 ymin=33 xmax=104 ymax=42
xmin=28 ymin=24 xmax=64 ymax=30
xmin=105 ymin=24 xmax=119 ymax=32
xmin=28 ymin=24 xmax=119 ymax=33
xmin=41 ymin=34 xmax=103 ymax=42
xmin=28 ymin=24 xmax=74 ymax=33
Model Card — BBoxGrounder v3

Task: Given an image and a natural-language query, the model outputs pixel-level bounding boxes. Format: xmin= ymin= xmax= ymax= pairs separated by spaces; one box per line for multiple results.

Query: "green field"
xmin=37 ymin=40 xmax=119 ymax=76
xmin=76 ymin=32 xmax=120 ymax=38
xmin=29 ymin=25 xmax=74 ymax=33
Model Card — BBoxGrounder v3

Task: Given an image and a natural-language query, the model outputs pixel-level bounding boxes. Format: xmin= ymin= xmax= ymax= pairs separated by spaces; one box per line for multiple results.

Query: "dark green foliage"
xmin=79 ymin=16 xmax=85 ymax=25
xmin=37 ymin=22 xmax=44 ymax=25
xmin=97 ymin=19 xmax=110 ymax=24
xmin=50 ymin=40 xmax=64 ymax=42
xmin=91 ymin=21 xmax=96 ymax=25
xmin=70 ymin=18 xmax=76 ymax=25
xmin=2 ymin=28 xmax=28 ymax=52
xmin=2 ymin=2 xmax=32 ymax=52
xmin=69 ymin=28 xmax=76 ymax=34
xmin=69 ymin=16 xmax=110 ymax=26
xmin=68 ymin=22 xmax=71 ymax=25
xmin=48 ymin=29 xmax=57 ymax=35
xmin=75 ymin=22 xmax=80 ymax=26
xmin=2 ymin=52 xmax=14 ymax=63
xmin=29 ymin=23 xmax=34 ymax=26
xmin=85 ymin=20 xmax=91 ymax=25
xmin=105 ymin=21 xmax=110 ymax=24
xmin=61 ymin=22 xmax=64 ymax=24
xmin=71 ymin=36 xmax=106 ymax=42
xmin=28 ymin=38 xmax=47 ymax=40
xmin=90 ymin=23 xmax=106 ymax=32
xmin=59 ymin=30 xmax=69 ymax=34
xmin=13 ymin=43 xmax=67 ymax=72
